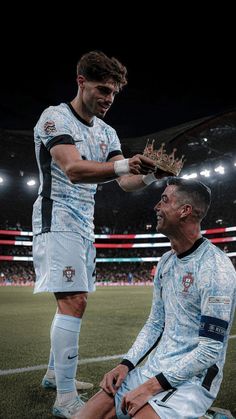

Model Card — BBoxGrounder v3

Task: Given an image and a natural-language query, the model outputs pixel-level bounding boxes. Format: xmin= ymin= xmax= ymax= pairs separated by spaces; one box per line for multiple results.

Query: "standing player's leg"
xmin=50 ymin=234 xmax=96 ymax=417
xmin=34 ymin=232 xmax=96 ymax=417
xmin=52 ymin=292 xmax=87 ymax=417
xmin=42 ymin=328 xmax=93 ymax=391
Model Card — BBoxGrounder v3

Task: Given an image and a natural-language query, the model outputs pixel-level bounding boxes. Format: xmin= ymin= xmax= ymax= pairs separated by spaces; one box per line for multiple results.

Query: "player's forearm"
xmin=123 ymin=286 xmax=164 ymax=366
xmin=162 ymin=337 xmax=223 ymax=388
xmin=64 ymin=157 xmax=154 ymax=184
xmin=123 ymin=321 xmax=163 ymax=367
xmin=117 ymin=173 xmax=157 ymax=191
xmin=116 ymin=174 xmax=145 ymax=191
xmin=52 ymin=146 xmax=157 ymax=184
xmin=65 ymin=160 xmax=118 ymax=184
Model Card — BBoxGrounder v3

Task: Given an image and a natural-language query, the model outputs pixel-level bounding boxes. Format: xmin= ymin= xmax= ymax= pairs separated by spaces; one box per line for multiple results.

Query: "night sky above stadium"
xmin=1 ymin=28 xmax=236 ymax=139
xmin=1 ymin=18 xmax=236 ymax=232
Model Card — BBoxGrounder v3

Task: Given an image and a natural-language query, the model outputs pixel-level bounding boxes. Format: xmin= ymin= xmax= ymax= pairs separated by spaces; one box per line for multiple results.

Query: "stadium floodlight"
xmin=214 ymin=165 xmax=225 ymax=174
xmin=27 ymin=179 xmax=36 ymax=186
xmin=200 ymin=169 xmax=211 ymax=177
xmin=182 ymin=173 xmax=198 ymax=179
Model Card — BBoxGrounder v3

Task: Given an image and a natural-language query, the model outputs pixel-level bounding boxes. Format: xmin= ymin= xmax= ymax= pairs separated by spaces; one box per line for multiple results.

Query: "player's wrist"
xmin=120 ymin=359 xmax=135 ymax=371
xmin=142 ymin=172 xmax=157 ymax=185
xmin=114 ymin=159 xmax=130 ymax=176
xmin=146 ymin=377 xmax=163 ymax=395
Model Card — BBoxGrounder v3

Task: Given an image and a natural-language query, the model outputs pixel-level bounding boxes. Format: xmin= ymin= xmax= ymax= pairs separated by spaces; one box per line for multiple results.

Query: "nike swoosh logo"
xmin=68 ymin=354 xmax=79 ymax=360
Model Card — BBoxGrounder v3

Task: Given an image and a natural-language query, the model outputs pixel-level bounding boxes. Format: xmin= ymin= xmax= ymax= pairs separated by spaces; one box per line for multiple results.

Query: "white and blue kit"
xmin=33 ymin=102 xmax=122 ymax=240
xmin=32 ymin=103 xmax=122 ymax=293
xmin=115 ymin=238 xmax=236 ymax=419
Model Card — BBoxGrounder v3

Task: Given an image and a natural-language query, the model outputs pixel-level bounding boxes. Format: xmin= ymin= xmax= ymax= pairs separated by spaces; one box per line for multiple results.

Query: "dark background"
xmin=1 ymin=22 xmax=236 ymax=137
xmin=2 ymin=49 xmax=236 ymax=138
xmin=1 ymin=21 xmax=236 ymax=231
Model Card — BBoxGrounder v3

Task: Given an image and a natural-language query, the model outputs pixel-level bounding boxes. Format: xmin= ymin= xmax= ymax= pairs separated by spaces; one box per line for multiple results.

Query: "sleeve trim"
xmin=47 ymin=135 xmax=75 ymax=151
xmin=155 ymin=373 xmax=173 ymax=390
xmin=120 ymin=359 xmax=135 ymax=371
xmin=106 ymin=150 xmax=123 ymax=161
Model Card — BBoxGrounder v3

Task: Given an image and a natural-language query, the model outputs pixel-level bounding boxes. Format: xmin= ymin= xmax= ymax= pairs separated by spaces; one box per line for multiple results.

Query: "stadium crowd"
xmin=0 ymin=261 xmax=155 ymax=286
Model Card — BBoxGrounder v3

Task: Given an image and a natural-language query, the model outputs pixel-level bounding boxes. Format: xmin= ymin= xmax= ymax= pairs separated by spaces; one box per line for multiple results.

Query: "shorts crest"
xmin=63 ymin=266 xmax=75 ymax=282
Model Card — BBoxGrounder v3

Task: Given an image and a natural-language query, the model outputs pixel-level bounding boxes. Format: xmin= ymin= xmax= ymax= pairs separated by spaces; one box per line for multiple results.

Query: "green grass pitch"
xmin=0 ymin=286 xmax=235 ymax=418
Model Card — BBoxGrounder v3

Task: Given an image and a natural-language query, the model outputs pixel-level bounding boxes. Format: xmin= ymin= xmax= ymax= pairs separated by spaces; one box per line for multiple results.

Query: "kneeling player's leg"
xmin=73 ymin=389 xmax=116 ymax=419
xmin=133 ymin=404 xmax=160 ymax=419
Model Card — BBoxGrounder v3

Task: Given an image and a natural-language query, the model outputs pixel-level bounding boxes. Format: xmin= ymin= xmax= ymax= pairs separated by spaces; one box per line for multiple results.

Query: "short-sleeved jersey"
xmin=124 ymin=239 xmax=236 ymax=398
xmin=32 ymin=103 xmax=122 ymax=241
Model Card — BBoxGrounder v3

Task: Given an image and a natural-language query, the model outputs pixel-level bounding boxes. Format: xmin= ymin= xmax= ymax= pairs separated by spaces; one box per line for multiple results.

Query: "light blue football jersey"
xmin=124 ymin=239 xmax=236 ymax=398
xmin=32 ymin=103 xmax=122 ymax=240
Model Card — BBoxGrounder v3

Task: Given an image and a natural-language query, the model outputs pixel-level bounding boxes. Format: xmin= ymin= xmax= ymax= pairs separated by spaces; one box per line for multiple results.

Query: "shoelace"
xmin=66 ymin=397 xmax=84 ymax=414
xmin=80 ymin=393 xmax=88 ymax=402
xmin=69 ymin=397 xmax=85 ymax=412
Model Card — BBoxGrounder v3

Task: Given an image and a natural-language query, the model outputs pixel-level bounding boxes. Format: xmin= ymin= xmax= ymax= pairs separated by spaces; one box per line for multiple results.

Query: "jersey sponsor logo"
xmin=99 ymin=141 xmax=108 ymax=157
xmin=63 ymin=266 xmax=75 ymax=282
xmin=182 ymin=272 xmax=194 ymax=293
xmin=208 ymin=296 xmax=231 ymax=305
xmin=44 ymin=120 xmax=57 ymax=134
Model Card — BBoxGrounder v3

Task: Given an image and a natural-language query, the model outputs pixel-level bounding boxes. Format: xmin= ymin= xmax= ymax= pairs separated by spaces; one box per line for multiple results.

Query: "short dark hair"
xmin=76 ymin=50 xmax=127 ymax=90
xmin=166 ymin=177 xmax=211 ymax=221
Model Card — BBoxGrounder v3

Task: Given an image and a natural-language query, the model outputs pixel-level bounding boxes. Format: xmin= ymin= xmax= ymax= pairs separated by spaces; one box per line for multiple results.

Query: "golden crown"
xmin=143 ymin=140 xmax=185 ymax=176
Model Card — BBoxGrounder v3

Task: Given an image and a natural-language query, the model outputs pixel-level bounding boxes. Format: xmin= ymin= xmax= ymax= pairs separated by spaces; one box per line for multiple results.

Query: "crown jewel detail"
xmin=143 ymin=140 xmax=185 ymax=176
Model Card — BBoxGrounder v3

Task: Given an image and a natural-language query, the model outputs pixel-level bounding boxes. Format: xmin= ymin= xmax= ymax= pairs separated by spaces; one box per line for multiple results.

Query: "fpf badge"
xmin=63 ymin=266 xmax=75 ymax=282
xmin=182 ymin=272 xmax=194 ymax=293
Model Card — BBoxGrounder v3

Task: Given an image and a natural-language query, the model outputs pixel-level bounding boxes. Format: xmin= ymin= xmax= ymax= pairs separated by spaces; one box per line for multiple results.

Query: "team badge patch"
xmin=208 ymin=296 xmax=231 ymax=305
xmin=182 ymin=272 xmax=194 ymax=293
xmin=44 ymin=120 xmax=57 ymax=135
xmin=63 ymin=266 xmax=75 ymax=282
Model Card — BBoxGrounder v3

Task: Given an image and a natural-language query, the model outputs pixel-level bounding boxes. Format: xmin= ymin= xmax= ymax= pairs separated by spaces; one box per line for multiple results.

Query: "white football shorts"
xmin=115 ymin=367 xmax=214 ymax=419
xmin=33 ymin=231 xmax=96 ymax=293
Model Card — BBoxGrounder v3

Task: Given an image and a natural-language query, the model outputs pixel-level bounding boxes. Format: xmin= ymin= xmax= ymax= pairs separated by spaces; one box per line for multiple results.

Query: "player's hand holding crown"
xmin=128 ymin=154 xmax=156 ymax=175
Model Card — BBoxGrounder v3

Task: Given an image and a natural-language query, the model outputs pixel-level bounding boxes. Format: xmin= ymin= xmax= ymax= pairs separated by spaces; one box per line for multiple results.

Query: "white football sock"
xmin=46 ymin=313 xmax=57 ymax=377
xmin=51 ymin=313 xmax=81 ymax=404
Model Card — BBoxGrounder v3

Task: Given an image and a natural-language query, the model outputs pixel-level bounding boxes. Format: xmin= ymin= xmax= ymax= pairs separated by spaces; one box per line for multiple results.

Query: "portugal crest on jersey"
xmin=99 ymin=141 xmax=108 ymax=157
xmin=182 ymin=272 xmax=194 ymax=293
xmin=63 ymin=266 xmax=75 ymax=282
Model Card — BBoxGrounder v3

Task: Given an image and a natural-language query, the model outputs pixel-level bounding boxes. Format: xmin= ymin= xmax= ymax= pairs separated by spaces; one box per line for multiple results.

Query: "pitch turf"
xmin=0 ymin=286 xmax=235 ymax=418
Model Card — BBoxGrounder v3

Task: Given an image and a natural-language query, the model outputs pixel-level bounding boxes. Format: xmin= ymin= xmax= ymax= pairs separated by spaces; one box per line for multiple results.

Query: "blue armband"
xmin=199 ymin=315 xmax=228 ymax=342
